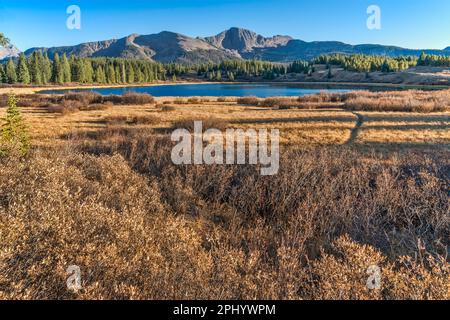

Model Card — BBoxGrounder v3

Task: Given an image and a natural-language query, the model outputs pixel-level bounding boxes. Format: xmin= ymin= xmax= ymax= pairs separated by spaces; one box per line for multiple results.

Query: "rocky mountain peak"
xmin=205 ymin=27 xmax=292 ymax=53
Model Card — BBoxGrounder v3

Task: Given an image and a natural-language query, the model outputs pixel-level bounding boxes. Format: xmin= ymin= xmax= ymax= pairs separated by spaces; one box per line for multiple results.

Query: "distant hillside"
xmin=19 ymin=28 xmax=450 ymax=63
xmin=252 ymin=41 xmax=450 ymax=62
xmin=24 ymin=32 xmax=238 ymax=64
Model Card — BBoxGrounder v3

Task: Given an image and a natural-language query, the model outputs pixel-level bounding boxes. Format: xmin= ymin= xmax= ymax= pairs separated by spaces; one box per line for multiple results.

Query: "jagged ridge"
xmin=14 ymin=28 xmax=450 ymax=63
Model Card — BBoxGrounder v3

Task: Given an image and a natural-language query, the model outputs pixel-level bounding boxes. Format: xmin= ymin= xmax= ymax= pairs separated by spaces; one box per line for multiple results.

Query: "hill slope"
xmin=24 ymin=32 xmax=238 ymax=63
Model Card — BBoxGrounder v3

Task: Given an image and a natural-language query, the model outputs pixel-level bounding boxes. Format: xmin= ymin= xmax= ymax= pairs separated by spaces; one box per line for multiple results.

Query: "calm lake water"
xmin=40 ymin=83 xmax=354 ymax=97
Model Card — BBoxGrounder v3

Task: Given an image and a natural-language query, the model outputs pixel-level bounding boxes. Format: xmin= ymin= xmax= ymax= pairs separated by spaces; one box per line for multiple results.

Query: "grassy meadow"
xmin=0 ymin=88 xmax=449 ymax=299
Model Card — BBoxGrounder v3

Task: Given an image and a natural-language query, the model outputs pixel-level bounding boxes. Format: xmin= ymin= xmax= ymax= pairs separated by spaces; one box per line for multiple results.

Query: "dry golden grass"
xmin=3 ymin=92 xmax=448 ymax=149
xmin=342 ymin=90 xmax=450 ymax=113
xmin=0 ymin=89 xmax=449 ymax=300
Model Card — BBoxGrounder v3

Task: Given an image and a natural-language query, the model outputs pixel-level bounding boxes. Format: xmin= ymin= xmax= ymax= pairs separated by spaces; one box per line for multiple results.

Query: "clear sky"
xmin=1 ymin=0 xmax=449 ymax=51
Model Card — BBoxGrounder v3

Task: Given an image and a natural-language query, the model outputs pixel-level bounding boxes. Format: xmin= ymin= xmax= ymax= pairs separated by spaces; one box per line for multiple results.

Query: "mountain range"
xmin=2 ymin=27 xmax=449 ymax=63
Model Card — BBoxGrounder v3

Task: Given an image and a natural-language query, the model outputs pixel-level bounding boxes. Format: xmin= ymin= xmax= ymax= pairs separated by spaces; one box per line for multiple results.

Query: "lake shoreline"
xmin=0 ymin=80 xmax=448 ymax=96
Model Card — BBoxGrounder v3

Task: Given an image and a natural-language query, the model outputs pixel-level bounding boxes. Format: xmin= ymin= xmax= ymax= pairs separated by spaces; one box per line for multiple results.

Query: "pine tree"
xmin=120 ymin=62 xmax=126 ymax=83
xmin=106 ymin=64 xmax=116 ymax=83
xmin=52 ymin=53 xmax=64 ymax=83
xmin=0 ymin=95 xmax=30 ymax=157
xmin=5 ymin=59 xmax=17 ymax=84
xmin=418 ymin=52 xmax=427 ymax=66
xmin=17 ymin=54 xmax=31 ymax=84
xmin=115 ymin=65 xmax=122 ymax=83
xmin=327 ymin=66 xmax=333 ymax=79
xmin=29 ymin=52 xmax=43 ymax=84
xmin=0 ymin=64 xmax=5 ymax=83
xmin=126 ymin=62 xmax=135 ymax=83
xmin=83 ymin=60 xmax=94 ymax=83
xmin=95 ymin=66 xmax=105 ymax=83
xmin=71 ymin=57 xmax=85 ymax=83
xmin=136 ymin=67 xmax=144 ymax=83
xmin=42 ymin=53 xmax=52 ymax=84
xmin=381 ymin=59 xmax=390 ymax=73
xmin=61 ymin=54 xmax=71 ymax=83
xmin=70 ymin=55 xmax=79 ymax=82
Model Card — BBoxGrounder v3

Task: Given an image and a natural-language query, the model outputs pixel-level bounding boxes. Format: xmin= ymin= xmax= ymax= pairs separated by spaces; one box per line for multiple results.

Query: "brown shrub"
xmin=101 ymin=93 xmax=155 ymax=105
xmin=102 ymin=95 xmax=124 ymax=105
xmin=0 ymin=94 xmax=8 ymax=108
xmin=344 ymin=95 xmax=449 ymax=112
xmin=237 ymin=96 xmax=260 ymax=106
xmin=105 ymin=115 xmax=159 ymax=126
xmin=159 ymin=105 xmax=176 ymax=112
xmin=342 ymin=89 xmax=450 ymax=112
xmin=64 ymin=91 xmax=103 ymax=105
xmin=44 ymin=100 xmax=84 ymax=115
xmin=173 ymin=98 xmax=187 ymax=105
xmin=301 ymin=235 xmax=449 ymax=300
xmin=217 ymin=97 xmax=237 ymax=103
xmin=44 ymin=101 xmax=112 ymax=114
xmin=45 ymin=103 xmax=66 ymax=114
xmin=121 ymin=92 xmax=155 ymax=105
xmin=260 ymin=97 xmax=289 ymax=108
xmin=80 ymin=102 xmax=112 ymax=112
xmin=16 ymin=98 xmax=40 ymax=108
xmin=299 ymin=92 xmax=346 ymax=103
xmin=260 ymin=97 xmax=308 ymax=109
xmin=1 ymin=142 xmax=448 ymax=300
xmin=187 ymin=97 xmax=201 ymax=104
xmin=171 ymin=117 xmax=228 ymax=132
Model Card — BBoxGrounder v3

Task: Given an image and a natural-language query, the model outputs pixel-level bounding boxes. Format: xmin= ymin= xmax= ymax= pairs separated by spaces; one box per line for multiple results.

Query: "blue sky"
xmin=1 ymin=0 xmax=449 ymax=51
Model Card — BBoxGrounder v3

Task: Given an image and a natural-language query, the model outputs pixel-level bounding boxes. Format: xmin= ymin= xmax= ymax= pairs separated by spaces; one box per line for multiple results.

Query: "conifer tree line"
xmin=0 ymin=53 xmax=169 ymax=85
xmin=1 ymin=51 xmax=449 ymax=85
xmin=313 ymin=54 xmax=418 ymax=72
xmin=417 ymin=53 xmax=450 ymax=67
xmin=193 ymin=60 xmax=288 ymax=81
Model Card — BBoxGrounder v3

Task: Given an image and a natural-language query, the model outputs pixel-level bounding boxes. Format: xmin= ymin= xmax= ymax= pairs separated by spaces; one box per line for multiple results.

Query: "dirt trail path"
xmin=347 ymin=111 xmax=364 ymax=144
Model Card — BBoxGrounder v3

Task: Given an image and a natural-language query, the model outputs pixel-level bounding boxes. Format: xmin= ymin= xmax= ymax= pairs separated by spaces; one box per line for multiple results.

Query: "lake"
xmin=40 ymin=83 xmax=355 ymax=97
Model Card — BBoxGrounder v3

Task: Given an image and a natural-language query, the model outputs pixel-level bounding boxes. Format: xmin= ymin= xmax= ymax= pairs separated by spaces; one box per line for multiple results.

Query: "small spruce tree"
xmin=52 ymin=53 xmax=62 ymax=83
xmin=5 ymin=59 xmax=17 ymax=84
xmin=0 ymin=64 xmax=6 ymax=83
xmin=0 ymin=95 xmax=30 ymax=157
xmin=61 ymin=54 xmax=72 ymax=83
xmin=17 ymin=53 xmax=31 ymax=84
xmin=327 ymin=67 xmax=333 ymax=79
